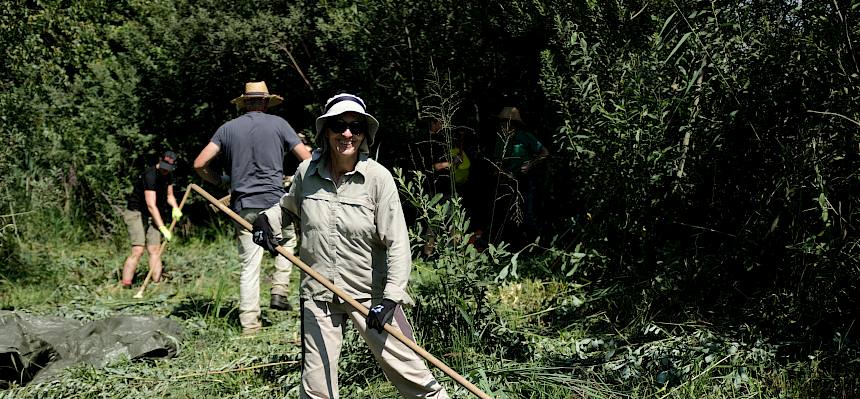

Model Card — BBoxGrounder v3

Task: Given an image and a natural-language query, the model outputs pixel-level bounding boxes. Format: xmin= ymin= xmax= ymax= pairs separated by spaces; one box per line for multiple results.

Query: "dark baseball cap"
xmin=159 ymin=150 xmax=177 ymax=171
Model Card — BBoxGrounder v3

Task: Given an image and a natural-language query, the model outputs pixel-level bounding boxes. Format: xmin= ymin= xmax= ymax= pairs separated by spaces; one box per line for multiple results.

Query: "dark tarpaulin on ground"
xmin=0 ymin=311 xmax=182 ymax=387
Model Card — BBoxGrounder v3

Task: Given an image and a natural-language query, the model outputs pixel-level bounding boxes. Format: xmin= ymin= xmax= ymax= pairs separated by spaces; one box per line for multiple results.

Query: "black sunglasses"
xmin=328 ymin=119 xmax=368 ymax=135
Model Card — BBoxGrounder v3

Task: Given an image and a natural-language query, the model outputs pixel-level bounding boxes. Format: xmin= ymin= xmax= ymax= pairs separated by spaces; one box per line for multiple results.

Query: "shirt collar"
xmin=308 ymin=151 xmax=369 ymax=180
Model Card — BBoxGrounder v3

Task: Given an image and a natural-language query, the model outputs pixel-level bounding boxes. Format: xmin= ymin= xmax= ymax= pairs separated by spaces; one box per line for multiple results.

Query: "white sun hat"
xmin=314 ymin=93 xmax=380 ymax=153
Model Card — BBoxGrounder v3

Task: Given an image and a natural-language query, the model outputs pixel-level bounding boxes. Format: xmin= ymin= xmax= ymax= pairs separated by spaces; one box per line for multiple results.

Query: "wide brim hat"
xmin=231 ymin=81 xmax=284 ymax=109
xmin=314 ymin=93 xmax=379 ymax=154
xmin=497 ymin=106 xmax=525 ymax=126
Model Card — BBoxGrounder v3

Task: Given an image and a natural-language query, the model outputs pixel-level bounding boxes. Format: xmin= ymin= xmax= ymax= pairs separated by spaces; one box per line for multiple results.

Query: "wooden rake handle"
xmin=133 ymin=185 xmax=193 ymax=299
xmin=188 ymin=183 xmax=493 ymax=399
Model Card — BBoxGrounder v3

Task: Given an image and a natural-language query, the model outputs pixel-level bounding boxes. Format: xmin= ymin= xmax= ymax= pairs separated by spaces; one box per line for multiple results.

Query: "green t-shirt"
xmin=494 ymin=129 xmax=543 ymax=175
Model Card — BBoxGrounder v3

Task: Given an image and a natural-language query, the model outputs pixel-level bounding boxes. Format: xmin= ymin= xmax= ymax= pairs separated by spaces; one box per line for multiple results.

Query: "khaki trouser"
xmin=301 ymin=299 xmax=449 ymax=399
xmin=236 ymin=207 xmax=297 ymax=330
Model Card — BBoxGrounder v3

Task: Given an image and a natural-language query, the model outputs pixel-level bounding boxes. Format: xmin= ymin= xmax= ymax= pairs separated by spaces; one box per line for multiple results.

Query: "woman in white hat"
xmin=253 ymin=93 xmax=449 ymax=398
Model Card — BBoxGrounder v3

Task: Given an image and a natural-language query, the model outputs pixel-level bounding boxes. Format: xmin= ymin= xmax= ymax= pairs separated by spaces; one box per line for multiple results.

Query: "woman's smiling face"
xmin=327 ymin=111 xmax=366 ymax=159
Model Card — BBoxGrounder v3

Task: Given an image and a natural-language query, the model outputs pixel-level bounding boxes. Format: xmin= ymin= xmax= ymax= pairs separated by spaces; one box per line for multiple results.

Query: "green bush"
xmin=1 ymin=1 xmax=859 ymax=394
xmin=538 ymin=0 xmax=860 ymax=346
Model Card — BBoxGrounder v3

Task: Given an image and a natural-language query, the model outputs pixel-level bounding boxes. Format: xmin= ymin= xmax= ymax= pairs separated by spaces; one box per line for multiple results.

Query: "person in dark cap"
xmin=121 ymin=150 xmax=181 ymax=288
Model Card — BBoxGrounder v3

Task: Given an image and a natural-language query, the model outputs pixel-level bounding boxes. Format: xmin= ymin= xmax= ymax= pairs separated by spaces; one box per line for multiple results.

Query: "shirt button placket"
xmin=330 ymin=192 xmax=340 ymax=298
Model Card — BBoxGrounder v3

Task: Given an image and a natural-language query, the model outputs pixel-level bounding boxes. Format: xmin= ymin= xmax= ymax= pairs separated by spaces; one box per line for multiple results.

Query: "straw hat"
xmin=231 ymin=81 xmax=284 ymax=109
xmin=497 ymin=106 xmax=524 ymax=125
xmin=314 ymin=93 xmax=379 ymax=154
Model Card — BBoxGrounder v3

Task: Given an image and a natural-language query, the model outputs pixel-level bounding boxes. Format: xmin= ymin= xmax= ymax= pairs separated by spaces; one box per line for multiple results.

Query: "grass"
xmin=1 ymin=232 xmax=857 ymax=398
xmin=1 ymin=234 xmax=302 ymax=398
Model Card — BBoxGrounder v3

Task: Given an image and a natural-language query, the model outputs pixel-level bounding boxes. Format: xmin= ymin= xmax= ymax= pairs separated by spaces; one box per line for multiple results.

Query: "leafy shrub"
xmin=395 ymin=169 xmax=511 ymax=347
xmin=538 ymin=0 xmax=860 ymax=349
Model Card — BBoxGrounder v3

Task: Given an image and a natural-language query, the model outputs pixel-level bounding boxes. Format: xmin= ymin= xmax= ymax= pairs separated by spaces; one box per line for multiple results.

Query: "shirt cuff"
xmin=383 ymin=285 xmax=414 ymax=306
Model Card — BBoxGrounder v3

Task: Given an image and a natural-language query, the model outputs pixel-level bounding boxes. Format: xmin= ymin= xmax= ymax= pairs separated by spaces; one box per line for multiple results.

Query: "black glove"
xmin=251 ymin=214 xmax=279 ymax=255
xmin=366 ymin=299 xmax=397 ymax=333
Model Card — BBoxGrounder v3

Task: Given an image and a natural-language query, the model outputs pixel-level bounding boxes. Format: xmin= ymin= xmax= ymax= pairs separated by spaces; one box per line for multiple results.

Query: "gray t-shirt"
xmin=211 ymin=112 xmax=302 ymax=211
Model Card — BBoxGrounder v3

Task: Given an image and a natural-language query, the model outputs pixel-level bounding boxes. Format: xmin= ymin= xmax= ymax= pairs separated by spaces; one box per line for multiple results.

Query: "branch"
xmin=275 ymin=43 xmax=315 ymax=94
xmin=173 ymin=360 xmax=299 ymax=379
xmin=807 ymin=110 xmax=860 ymax=128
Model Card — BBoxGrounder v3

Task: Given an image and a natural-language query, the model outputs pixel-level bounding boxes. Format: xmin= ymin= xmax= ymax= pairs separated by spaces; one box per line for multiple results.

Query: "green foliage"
xmin=2 ymin=0 xmax=860 ymax=396
xmin=0 ymin=0 xmax=152 ymax=243
xmin=0 ymin=216 xmax=853 ymax=397
xmin=538 ymin=0 xmax=860 ymax=352
xmin=395 ymin=168 xmax=511 ymax=340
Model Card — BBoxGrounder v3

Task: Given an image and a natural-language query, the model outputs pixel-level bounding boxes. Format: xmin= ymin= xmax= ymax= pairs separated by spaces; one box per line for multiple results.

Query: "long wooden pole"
xmin=133 ymin=185 xmax=193 ymax=299
xmin=188 ymin=183 xmax=493 ymax=399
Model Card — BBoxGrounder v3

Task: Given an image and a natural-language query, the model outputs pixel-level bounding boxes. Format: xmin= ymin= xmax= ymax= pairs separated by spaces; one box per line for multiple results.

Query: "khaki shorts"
xmin=122 ymin=209 xmax=161 ymax=246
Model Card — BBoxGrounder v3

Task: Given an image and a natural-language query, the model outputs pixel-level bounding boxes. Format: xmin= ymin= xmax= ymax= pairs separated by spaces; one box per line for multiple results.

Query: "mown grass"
xmin=1 ymin=231 xmax=857 ymax=398
xmin=1 ymin=233 xmax=302 ymax=398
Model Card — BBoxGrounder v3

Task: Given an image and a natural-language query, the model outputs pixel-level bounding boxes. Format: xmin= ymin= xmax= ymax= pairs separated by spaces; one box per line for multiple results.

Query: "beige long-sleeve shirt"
xmin=270 ymin=151 xmax=414 ymax=305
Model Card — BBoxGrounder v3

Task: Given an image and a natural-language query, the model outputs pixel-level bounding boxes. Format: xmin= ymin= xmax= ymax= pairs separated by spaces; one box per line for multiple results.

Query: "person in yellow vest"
xmin=415 ymin=117 xmax=471 ymax=197
xmin=411 ymin=118 xmax=475 ymax=255
xmin=431 ymin=121 xmax=471 ymax=191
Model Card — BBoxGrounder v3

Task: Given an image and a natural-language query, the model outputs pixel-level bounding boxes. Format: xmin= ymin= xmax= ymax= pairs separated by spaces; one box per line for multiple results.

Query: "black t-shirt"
xmin=126 ymin=166 xmax=174 ymax=218
xmin=409 ymin=136 xmax=454 ymax=196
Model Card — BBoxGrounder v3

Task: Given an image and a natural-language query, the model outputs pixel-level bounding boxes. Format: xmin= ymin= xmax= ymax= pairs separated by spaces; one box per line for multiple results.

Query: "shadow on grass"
xmin=170 ymin=296 xmax=241 ymax=328
xmin=256 ymin=352 xmax=301 ymax=382
xmin=0 ymin=235 xmax=40 ymax=284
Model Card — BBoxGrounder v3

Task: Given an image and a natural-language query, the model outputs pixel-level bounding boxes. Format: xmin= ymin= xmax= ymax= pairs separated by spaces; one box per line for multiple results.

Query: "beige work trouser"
xmin=301 ymin=299 xmax=449 ymax=399
xmin=236 ymin=207 xmax=297 ymax=330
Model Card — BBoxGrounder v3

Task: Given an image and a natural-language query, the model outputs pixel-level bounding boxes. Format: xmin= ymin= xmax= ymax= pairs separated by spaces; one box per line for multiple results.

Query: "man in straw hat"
xmin=121 ymin=150 xmax=181 ymax=288
xmin=252 ymin=93 xmax=450 ymax=398
xmin=194 ymin=81 xmax=311 ymax=335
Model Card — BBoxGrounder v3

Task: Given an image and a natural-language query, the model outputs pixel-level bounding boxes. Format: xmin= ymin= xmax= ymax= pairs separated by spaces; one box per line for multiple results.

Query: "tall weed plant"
xmin=539 ymin=1 xmax=860 ymax=348
xmin=395 ymin=169 xmax=512 ymax=349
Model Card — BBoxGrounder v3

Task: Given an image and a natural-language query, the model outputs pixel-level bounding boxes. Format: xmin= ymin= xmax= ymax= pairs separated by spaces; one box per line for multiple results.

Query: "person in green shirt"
xmin=494 ymin=107 xmax=548 ymax=176
xmin=492 ymin=106 xmax=549 ymax=242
